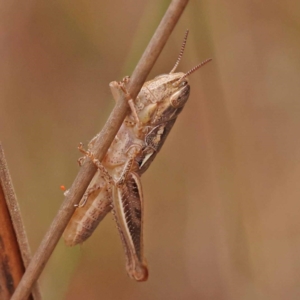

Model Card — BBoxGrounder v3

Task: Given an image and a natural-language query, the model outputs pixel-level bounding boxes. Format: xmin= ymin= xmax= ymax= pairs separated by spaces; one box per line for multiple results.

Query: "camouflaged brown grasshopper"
xmin=63 ymin=30 xmax=211 ymax=281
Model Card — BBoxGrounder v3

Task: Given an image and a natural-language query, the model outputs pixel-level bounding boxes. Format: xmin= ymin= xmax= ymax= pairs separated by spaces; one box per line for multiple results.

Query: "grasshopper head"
xmin=145 ymin=72 xmax=190 ymax=125
xmin=142 ymin=58 xmax=211 ymax=126
xmin=136 ymin=30 xmax=211 ymax=126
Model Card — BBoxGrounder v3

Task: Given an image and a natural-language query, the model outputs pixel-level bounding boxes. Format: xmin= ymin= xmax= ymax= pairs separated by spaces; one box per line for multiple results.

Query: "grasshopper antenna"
xmin=177 ymin=58 xmax=212 ymax=83
xmin=169 ymin=29 xmax=189 ymax=74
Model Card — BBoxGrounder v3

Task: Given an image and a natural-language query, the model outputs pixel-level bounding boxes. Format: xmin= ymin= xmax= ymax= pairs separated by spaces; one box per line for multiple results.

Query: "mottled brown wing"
xmin=112 ymin=172 xmax=148 ymax=281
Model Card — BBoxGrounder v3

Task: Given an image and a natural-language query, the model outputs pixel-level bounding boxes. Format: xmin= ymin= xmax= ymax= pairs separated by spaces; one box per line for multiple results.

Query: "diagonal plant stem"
xmin=11 ymin=0 xmax=189 ymax=299
xmin=0 ymin=145 xmax=42 ymax=300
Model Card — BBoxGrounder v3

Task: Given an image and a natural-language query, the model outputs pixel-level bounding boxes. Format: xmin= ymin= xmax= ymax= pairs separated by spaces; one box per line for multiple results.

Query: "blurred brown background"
xmin=1 ymin=0 xmax=300 ymax=299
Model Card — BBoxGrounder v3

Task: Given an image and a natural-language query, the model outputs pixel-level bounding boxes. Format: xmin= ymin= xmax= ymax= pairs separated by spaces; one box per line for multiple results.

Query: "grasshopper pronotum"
xmin=63 ymin=30 xmax=211 ymax=281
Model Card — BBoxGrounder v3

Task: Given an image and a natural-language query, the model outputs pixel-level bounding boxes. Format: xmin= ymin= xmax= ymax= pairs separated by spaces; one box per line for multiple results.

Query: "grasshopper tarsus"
xmin=77 ymin=156 xmax=85 ymax=167
xmin=77 ymin=143 xmax=95 ymax=163
xmin=109 ymin=76 xmax=131 ymax=104
xmin=78 ymin=142 xmax=90 ymax=156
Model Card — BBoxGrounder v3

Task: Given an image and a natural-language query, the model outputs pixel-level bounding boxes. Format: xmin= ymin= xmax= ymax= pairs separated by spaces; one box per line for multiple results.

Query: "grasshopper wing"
xmin=112 ymin=172 xmax=148 ymax=281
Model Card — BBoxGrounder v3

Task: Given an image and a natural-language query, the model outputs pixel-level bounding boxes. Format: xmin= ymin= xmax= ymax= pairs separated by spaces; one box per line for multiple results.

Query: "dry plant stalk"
xmin=0 ymin=144 xmax=41 ymax=300
xmin=11 ymin=0 xmax=189 ymax=299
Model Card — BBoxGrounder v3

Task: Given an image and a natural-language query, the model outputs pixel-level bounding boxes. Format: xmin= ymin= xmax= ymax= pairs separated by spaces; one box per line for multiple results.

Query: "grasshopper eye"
xmin=179 ymin=80 xmax=188 ymax=87
xmin=170 ymin=85 xmax=190 ymax=108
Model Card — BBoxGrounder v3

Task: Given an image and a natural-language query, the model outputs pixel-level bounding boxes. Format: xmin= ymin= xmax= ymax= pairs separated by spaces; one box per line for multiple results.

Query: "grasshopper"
xmin=63 ymin=30 xmax=211 ymax=281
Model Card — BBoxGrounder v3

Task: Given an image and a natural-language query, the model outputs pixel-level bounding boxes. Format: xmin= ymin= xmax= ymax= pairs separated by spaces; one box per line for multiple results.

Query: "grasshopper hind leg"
xmin=112 ymin=172 xmax=148 ymax=281
xmin=76 ymin=143 xmax=148 ymax=280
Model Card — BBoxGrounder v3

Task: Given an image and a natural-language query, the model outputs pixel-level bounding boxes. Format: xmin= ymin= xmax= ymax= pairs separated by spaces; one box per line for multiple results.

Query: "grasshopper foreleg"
xmin=78 ymin=142 xmax=113 ymax=184
xmin=77 ymin=134 xmax=100 ymax=167
xmin=109 ymin=79 xmax=140 ymax=125
xmin=109 ymin=76 xmax=130 ymax=103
